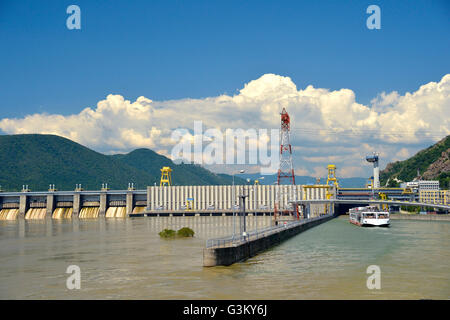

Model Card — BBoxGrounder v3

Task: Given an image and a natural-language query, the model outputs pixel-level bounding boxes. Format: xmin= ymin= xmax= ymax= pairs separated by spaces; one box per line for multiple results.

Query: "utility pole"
xmin=232 ymin=169 xmax=245 ymax=239
xmin=254 ymin=176 xmax=264 ymax=232
xmin=239 ymin=186 xmax=248 ymax=237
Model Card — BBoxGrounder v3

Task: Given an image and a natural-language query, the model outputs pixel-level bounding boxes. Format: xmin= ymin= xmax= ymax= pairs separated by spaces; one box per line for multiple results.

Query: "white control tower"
xmin=366 ymin=153 xmax=380 ymax=189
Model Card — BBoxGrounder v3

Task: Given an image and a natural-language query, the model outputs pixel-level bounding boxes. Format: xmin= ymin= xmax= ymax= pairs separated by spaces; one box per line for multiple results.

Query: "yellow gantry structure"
xmin=301 ymin=184 xmax=334 ymax=216
xmin=326 ymin=164 xmax=339 ymax=188
xmin=402 ymin=187 xmax=413 ymax=194
xmin=160 ymin=166 xmax=172 ymax=186
xmin=298 ymin=164 xmax=339 ymax=215
xmin=186 ymin=198 xmax=194 ymax=211
xmin=378 ymin=192 xmax=388 ymax=210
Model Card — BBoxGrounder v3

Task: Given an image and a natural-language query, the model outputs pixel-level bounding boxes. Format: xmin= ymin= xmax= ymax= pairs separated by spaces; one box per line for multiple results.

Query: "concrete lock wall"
xmin=203 ymin=214 xmax=335 ymax=267
xmin=146 ymin=185 xmax=331 ymax=211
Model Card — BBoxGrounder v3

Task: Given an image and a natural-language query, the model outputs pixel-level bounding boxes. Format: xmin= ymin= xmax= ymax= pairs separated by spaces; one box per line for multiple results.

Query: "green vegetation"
xmin=158 ymin=229 xmax=177 ymax=238
xmin=386 ymin=179 xmax=400 ymax=188
xmin=0 ymin=134 xmax=246 ymax=191
xmin=159 ymin=227 xmax=195 ymax=238
xmin=437 ymin=171 xmax=450 ymax=190
xmin=177 ymin=227 xmax=195 ymax=237
xmin=380 ymin=135 xmax=450 ymax=188
xmin=400 ymin=206 xmax=421 ymax=213
xmin=112 ymin=148 xmax=245 ymax=186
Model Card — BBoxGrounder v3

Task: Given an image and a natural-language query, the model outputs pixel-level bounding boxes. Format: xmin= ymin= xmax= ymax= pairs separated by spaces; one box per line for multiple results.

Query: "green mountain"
xmin=111 ymin=148 xmax=244 ymax=186
xmin=0 ymin=134 xmax=246 ymax=192
xmin=380 ymin=135 xmax=450 ymax=188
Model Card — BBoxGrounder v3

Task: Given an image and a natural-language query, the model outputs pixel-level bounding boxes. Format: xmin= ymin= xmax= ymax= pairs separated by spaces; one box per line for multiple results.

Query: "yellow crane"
xmin=160 ymin=166 xmax=172 ymax=186
xmin=326 ymin=164 xmax=339 ymax=188
xmin=378 ymin=192 xmax=388 ymax=211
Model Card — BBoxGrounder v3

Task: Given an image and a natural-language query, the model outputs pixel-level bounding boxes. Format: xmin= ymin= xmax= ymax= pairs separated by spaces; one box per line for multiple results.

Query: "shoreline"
xmin=389 ymin=213 xmax=450 ymax=221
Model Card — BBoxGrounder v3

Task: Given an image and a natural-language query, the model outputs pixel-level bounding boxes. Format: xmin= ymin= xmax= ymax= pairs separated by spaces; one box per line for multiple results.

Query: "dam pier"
xmin=203 ymin=213 xmax=335 ymax=266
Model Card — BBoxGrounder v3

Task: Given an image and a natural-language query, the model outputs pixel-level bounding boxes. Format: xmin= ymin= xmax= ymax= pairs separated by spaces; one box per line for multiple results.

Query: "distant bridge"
xmin=291 ymin=199 xmax=450 ymax=212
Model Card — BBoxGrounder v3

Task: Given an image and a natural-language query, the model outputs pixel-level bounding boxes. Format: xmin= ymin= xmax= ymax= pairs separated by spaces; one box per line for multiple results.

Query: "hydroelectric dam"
xmin=0 ymin=184 xmax=335 ymax=221
xmin=2 ymin=184 xmax=448 ymax=268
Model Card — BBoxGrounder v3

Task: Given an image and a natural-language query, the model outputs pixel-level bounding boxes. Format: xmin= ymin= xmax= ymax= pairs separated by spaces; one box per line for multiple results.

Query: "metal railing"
xmin=205 ymin=214 xmax=332 ymax=248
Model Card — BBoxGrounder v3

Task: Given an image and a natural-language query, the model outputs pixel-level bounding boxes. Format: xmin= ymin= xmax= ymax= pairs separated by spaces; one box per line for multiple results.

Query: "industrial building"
xmin=147 ymin=184 xmax=332 ymax=212
xmin=400 ymin=180 xmax=440 ymax=191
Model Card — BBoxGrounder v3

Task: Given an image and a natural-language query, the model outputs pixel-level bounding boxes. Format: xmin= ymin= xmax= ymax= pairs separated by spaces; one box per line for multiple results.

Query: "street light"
xmin=272 ymin=181 xmax=280 ymax=225
xmin=232 ymin=169 xmax=245 ymax=238
xmin=254 ymin=177 xmax=265 ymax=231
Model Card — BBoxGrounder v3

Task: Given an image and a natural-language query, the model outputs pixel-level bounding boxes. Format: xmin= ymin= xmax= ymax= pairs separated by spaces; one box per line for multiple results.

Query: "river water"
xmin=0 ymin=215 xmax=448 ymax=299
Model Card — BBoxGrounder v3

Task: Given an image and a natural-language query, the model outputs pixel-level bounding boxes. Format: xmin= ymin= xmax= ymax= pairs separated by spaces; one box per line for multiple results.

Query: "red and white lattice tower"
xmin=275 ymin=108 xmax=299 ymax=221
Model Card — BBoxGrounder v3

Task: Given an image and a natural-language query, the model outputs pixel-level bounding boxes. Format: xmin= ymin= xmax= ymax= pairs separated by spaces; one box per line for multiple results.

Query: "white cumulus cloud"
xmin=1 ymin=73 xmax=449 ymax=178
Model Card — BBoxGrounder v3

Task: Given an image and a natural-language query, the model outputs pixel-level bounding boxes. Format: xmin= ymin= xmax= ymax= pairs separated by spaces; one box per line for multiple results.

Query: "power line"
xmin=289 ymin=128 xmax=448 ymax=138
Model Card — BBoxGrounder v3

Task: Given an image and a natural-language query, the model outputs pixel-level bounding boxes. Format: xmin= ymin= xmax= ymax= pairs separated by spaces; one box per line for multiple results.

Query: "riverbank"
xmin=390 ymin=213 xmax=450 ymax=221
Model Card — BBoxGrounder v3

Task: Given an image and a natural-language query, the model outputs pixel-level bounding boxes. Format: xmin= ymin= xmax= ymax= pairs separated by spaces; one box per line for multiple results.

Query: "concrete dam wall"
xmin=0 ymin=184 xmax=334 ymax=220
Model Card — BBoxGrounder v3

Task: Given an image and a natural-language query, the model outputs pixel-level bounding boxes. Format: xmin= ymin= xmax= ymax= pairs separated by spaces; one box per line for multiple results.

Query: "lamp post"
xmin=255 ymin=177 xmax=264 ymax=231
xmin=272 ymin=182 xmax=279 ymax=225
xmin=239 ymin=190 xmax=249 ymax=238
xmin=232 ymin=169 xmax=245 ymax=238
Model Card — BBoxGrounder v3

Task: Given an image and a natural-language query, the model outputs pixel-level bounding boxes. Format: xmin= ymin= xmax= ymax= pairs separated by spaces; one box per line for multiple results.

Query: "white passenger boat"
xmin=349 ymin=206 xmax=390 ymax=227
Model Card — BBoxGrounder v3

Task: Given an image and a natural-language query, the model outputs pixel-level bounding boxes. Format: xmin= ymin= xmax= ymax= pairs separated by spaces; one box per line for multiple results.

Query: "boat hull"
xmin=349 ymin=219 xmax=390 ymax=227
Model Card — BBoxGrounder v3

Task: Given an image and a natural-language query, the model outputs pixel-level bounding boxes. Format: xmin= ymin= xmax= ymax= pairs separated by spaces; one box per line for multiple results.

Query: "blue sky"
xmin=1 ymin=0 xmax=449 ymax=117
xmin=0 ymin=0 xmax=449 ymax=178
